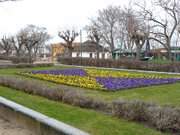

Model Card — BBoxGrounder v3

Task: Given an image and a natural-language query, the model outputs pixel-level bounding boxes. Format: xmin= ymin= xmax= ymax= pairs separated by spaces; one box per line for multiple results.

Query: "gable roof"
xmin=52 ymin=40 xmax=109 ymax=53
xmin=73 ymin=40 xmax=109 ymax=52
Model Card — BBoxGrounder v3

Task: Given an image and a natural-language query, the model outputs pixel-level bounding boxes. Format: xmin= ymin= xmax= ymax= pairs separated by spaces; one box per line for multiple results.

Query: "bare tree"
xmin=0 ymin=36 xmax=13 ymax=56
xmin=45 ymin=44 xmax=52 ymax=54
xmin=19 ymin=25 xmax=50 ymax=63
xmin=0 ymin=0 xmax=20 ymax=56
xmin=0 ymin=0 xmax=18 ymax=2
xmin=58 ymin=30 xmax=79 ymax=57
xmin=131 ymin=30 xmax=147 ymax=59
xmin=92 ymin=6 xmax=121 ymax=53
xmin=33 ymin=29 xmax=50 ymax=59
xmin=120 ymin=7 xmax=138 ymax=51
xmin=130 ymin=15 xmax=149 ymax=60
xmin=85 ymin=24 xmax=103 ymax=59
xmin=116 ymin=5 xmax=149 ymax=60
xmin=10 ymin=34 xmax=26 ymax=57
xmin=90 ymin=5 xmax=148 ymax=59
xmin=137 ymin=0 xmax=180 ymax=60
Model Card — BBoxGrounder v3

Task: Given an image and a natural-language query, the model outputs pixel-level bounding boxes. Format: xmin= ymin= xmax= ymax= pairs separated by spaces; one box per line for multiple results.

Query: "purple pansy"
xmin=96 ymin=77 xmax=180 ymax=91
xmin=32 ymin=69 xmax=87 ymax=76
xmin=30 ymin=69 xmax=180 ymax=91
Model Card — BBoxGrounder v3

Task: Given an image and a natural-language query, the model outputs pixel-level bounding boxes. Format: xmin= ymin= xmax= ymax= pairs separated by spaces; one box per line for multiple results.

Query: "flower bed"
xmin=96 ymin=77 xmax=179 ymax=91
xmin=85 ymin=69 xmax=180 ymax=78
xmin=25 ymin=73 xmax=103 ymax=90
xmin=20 ymin=68 xmax=180 ymax=91
xmin=32 ymin=69 xmax=87 ymax=76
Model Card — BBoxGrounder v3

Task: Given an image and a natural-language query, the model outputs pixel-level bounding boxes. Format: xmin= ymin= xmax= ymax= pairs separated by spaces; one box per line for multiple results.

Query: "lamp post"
xmin=80 ymin=29 xmax=82 ymax=65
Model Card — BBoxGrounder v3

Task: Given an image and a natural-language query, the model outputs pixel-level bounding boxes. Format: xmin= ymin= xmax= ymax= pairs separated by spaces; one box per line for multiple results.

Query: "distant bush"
xmin=58 ymin=57 xmax=180 ymax=72
xmin=0 ymin=55 xmax=33 ymax=64
xmin=14 ymin=63 xmax=54 ymax=68
xmin=112 ymin=100 xmax=180 ymax=133
xmin=11 ymin=56 xmax=34 ymax=64
xmin=112 ymin=100 xmax=152 ymax=121
xmin=0 ymin=76 xmax=110 ymax=112
xmin=146 ymin=106 xmax=180 ymax=132
xmin=0 ymin=63 xmax=53 ymax=69
xmin=0 ymin=55 xmax=12 ymax=60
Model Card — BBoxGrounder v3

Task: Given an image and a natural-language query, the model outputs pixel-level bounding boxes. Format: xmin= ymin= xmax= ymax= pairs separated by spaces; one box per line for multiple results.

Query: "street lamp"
xmin=80 ymin=29 xmax=82 ymax=65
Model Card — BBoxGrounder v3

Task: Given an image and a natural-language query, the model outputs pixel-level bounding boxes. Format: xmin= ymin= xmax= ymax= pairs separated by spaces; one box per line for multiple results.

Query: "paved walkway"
xmin=0 ymin=117 xmax=35 ymax=135
xmin=55 ymin=63 xmax=180 ymax=75
xmin=0 ymin=60 xmax=12 ymax=65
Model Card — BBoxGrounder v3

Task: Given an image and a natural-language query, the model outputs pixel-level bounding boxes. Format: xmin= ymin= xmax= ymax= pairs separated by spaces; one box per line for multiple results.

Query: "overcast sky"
xmin=0 ymin=0 xmax=130 ymax=43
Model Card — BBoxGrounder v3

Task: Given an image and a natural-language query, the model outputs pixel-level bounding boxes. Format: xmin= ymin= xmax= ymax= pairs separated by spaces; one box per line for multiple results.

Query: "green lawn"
xmin=84 ymin=83 xmax=180 ymax=106
xmin=149 ymin=59 xmax=172 ymax=64
xmin=0 ymin=66 xmax=179 ymax=134
xmin=0 ymin=86 xmax=167 ymax=135
xmin=0 ymin=66 xmax=180 ymax=107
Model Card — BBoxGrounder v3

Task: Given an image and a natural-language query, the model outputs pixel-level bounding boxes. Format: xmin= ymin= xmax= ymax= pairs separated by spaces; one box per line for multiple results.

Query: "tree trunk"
xmin=145 ymin=39 xmax=150 ymax=57
xmin=166 ymin=39 xmax=172 ymax=60
xmin=136 ymin=45 xmax=141 ymax=60
xmin=5 ymin=51 xmax=9 ymax=56
xmin=110 ymin=27 xmax=115 ymax=53
xmin=67 ymin=48 xmax=73 ymax=65
xmin=34 ymin=48 xmax=38 ymax=61
xmin=96 ymin=42 xmax=100 ymax=60
xmin=68 ymin=48 xmax=72 ymax=58
xmin=96 ymin=42 xmax=100 ymax=66
xmin=16 ymin=49 xmax=21 ymax=57
xmin=166 ymin=47 xmax=172 ymax=61
xmin=28 ymin=50 xmax=33 ymax=64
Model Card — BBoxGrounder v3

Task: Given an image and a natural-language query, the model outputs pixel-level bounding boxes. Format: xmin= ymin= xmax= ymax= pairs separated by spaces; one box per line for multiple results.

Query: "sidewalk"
xmin=55 ymin=63 xmax=180 ymax=75
xmin=0 ymin=118 xmax=35 ymax=135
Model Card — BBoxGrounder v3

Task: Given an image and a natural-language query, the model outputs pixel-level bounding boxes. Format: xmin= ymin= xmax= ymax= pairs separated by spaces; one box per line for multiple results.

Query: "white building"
xmin=71 ymin=40 xmax=110 ymax=59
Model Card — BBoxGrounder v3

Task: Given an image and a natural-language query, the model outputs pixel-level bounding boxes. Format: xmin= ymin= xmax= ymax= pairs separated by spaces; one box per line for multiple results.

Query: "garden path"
xmin=0 ymin=117 xmax=35 ymax=135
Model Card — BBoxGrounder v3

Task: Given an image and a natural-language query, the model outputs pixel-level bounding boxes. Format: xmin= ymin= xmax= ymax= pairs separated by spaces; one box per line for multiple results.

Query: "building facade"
xmin=51 ymin=40 xmax=110 ymax=60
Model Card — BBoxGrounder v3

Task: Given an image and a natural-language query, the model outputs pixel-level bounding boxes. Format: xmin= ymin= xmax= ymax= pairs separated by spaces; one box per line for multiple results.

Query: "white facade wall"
xmin=72 ymin=52 xmax=110 ymax=59
xmin=99 ymin=52 xmax=110 ymax=59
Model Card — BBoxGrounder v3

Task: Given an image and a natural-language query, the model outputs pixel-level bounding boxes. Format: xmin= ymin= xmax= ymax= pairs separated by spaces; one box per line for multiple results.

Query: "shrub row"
xmin=11 ymin=57 xmax=34 ymax=64
xmin=0 ymin=55 xmax=33 ymax=64
xmin=0 ymin=76 xmax=110 ymax=112
xmin=0 ymin=63 xmax=54 ymax=69
xmin=58 ymin=57 xmax=180 ymax=72
xmin=112 ymin=100 xmax=180 ymax=133
xmin=0 ymin=76 xmax=180 ymax=133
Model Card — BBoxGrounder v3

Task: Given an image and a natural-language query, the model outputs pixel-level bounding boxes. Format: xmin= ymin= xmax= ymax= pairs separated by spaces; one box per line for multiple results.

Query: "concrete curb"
xmin=55 ymin=63 xmax=180 ymax=75
xmin=0 ymin=96 xmax=89 ymax=135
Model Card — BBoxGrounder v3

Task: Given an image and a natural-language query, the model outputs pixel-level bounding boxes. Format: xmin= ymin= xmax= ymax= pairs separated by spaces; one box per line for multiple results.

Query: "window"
xmin=89 ymin=53 xmax=93 ymax=58
xmin=76 ymin=53 xmax=80 ymax=57
xmin=102 ymin=53 xmax=105 ymax=59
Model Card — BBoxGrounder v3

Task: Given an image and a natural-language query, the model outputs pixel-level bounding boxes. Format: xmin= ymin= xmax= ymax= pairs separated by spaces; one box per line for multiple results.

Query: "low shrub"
xmin=112 ymin=100 xmax=153 ymax=121
xmin=58 ymin=57 xmax=180 ymax=72
xmin=112 ymin=100 xmax=180 ymax=133
xmin=0 ymin=55 xmax=33 ymax=64
xmin=0 ymin=76 xmax=110 ymax=112
xmin=146 ymin=106 xmax=180 ymax=132
xmin=0 ymin=63 xmax=54 ymax=69
xmin=14 ymin=63 xmax=54 ymax=68
xmin=11 ymin=57 xmax=33 ymax=64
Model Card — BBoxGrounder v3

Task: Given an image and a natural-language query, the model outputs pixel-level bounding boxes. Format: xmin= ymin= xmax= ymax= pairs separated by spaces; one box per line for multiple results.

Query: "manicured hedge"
xmin=58 ymin=57 xmax=180 ymax=72
xmin=0 ymin=55 xmax=33 ymax=64
xmin=0 ymin=63 xmax=54 ymax=69
xmin=11 ymin=57 xmax=34 ymax=64
xmin=0 ymin=76 xmax=110 ymax=112
xmin=112 ymin=100 xmax=180 ymax=133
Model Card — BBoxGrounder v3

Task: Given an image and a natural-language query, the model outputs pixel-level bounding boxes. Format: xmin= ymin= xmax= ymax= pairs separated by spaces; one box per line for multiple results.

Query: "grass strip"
xmin=0 ymin=86 xmax=167 ymax=135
